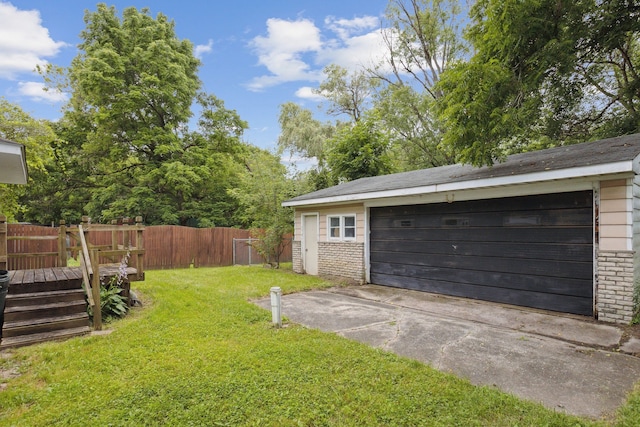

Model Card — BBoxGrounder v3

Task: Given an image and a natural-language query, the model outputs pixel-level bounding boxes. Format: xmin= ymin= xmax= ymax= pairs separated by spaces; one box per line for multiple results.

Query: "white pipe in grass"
xmin=270 ymin=286 xmax=282 ymax=328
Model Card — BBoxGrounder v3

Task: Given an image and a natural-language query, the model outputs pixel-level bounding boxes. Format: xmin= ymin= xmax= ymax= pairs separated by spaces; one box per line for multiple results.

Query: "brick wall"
xmin=318 ymin=241 xmax=365 ymax=283
xmin=292 ymin=241 xmax=303 ymax=273
xmin=597 ymin=250 xmax=635 ymax=323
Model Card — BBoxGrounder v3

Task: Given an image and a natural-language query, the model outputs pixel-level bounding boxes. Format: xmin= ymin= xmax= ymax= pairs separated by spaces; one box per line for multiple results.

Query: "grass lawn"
xmin=0 ymin=266 xmax=637 ymax=426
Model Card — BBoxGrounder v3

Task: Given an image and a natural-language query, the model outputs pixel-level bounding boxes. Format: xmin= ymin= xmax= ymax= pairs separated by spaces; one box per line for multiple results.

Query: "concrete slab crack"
xmin=435 ymin=329 xmax=474 ymax=369
xmin=381 ymin=311 xmax=403 ymax=351
xmin=333 ymin=319 xmax=396 ymax=334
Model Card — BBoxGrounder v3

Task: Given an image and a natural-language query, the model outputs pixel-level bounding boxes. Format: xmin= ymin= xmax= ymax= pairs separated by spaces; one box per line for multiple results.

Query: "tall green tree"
xmin=371 ymin=0 xmax=465 ymax=170
xmin=327 ymin=116 xmax=395 ymax=182
xmin=277 ymin=102 xmax=335 ymax=162
xmin=17 ymin=116 xmax=93 ymax=224
xmin=278 ymin=66 xmax=382 ymax=189
xmin=39 ymin=4 xmax=247 ymax=226
xmin=314 ymin=64 xmax=378 ymax=122
xmin=437 ymin=0 xmax=640 ymax=166
xmin=277 ymin=102 xmax=338 ymax=190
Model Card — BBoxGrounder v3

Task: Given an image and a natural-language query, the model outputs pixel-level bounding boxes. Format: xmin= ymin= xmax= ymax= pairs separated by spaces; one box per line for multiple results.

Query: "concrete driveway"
xmin=255 ymin=285 xmax=640 ymax=419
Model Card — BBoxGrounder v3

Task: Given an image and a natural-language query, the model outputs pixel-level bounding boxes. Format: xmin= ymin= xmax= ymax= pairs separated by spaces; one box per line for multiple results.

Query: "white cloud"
xmin=0 ymin=2 xmax=67 ymax=79
xmin=324 ymin=15 xmax=379 ymax=41
xmin=318 ymin=30 xmax=388 ymax=71
xmin=247 ymin=18 xmax=324 ymax=91
xmin=294 ymin=86 xmax=325 ymax=102
xmin=194 ymin=39 xmax=213 ymax=59
xmin=17 ymin=81 xmax=68 ymax=103
xmin=248 ymin=15 xmax=388 ymax=92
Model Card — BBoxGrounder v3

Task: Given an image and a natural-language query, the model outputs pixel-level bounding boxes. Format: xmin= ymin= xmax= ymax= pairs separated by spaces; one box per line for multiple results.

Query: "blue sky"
xmin=0 ymin=0 xmax=391 ymax=157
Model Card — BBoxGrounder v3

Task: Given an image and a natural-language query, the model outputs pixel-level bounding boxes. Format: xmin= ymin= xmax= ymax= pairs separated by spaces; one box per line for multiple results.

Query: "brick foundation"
xmin=318 ymin=241 xmax=365 ymax=283
xmin=292 ymin=241 xmax=303 ymax=273
xmin=597 ymin=250 xmax=635 ymax=324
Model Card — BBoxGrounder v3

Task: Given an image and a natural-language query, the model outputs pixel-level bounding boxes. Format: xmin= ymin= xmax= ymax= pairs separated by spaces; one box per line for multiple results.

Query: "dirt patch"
xmin=0 ymin=350 xmax=21 ymax=391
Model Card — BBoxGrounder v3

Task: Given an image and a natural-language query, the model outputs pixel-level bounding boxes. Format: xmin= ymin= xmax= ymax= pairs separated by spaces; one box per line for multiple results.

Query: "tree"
xmin=277 ymin=102 xmax=338 ymax=190
xmin=327 ymin=116 xmax=395 ymax=182
xmin=230 ymin=148 xmax=296 ymax=267
xmin=314 ymin=64 xmax=378 ymax=122
xmin=371 ymin=0 xmax=466 ymax=170
xmin=0 ymin=98 xmax=55 ymax=221
xmin=16 ymin=116 xmax=93 ymax=224
xmin=277 ymin=102 xmax=335 ymax=162
xmin=38 ymin=4 xmax=249 ymax=226
xmin=437 ymin=0 xmax=640 ymax=166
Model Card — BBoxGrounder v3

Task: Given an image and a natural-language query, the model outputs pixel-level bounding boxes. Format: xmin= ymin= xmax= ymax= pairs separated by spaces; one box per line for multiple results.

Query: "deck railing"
xmin=0 ymin=216 xmax=144 ymax=278
xmin=0 ymin=215 xmax=145 ymax=330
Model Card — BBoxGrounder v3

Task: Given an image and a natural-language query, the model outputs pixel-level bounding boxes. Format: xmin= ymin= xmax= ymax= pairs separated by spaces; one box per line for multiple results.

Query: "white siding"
xmin=634 ymin=175 xmax=640 ymax=286
xmin=600 ymin=179 xmax=633 ymax=251
xmin=294 ymin=204 xmax=366 ymax=243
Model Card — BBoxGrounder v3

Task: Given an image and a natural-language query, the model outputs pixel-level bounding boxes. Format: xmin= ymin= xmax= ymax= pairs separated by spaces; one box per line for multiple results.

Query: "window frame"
xmin=327 ymin=214 xmax=357 ymax=241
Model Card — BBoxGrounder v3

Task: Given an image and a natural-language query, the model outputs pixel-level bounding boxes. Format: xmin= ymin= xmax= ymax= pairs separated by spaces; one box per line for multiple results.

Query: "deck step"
xmin=9 ymin=279 xmax=84 ymax=294
xmin=2 ymin=313 xmax=90 ymax=338
xmin=5 ymin=289 xmax=86 ymax=307
xmin=3 ymin=300 xmax=87 ymax=322
xmin=0 ymin=326 xmax=91 ymax=349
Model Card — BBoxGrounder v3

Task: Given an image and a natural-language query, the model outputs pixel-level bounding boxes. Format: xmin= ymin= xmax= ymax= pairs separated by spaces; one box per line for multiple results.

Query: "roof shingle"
xmin=286 ymin=133 xmax=640 ymax=204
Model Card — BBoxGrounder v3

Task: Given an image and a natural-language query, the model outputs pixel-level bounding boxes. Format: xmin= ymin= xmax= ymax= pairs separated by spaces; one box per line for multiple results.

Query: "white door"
xmin=303 ymin=215 xmax=318 ymax=275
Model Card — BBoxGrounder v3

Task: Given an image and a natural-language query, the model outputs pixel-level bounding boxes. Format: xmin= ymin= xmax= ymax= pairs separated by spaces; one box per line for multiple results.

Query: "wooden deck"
xmin=2 ymin=266 xmax=141 ymax=349
xmin=1 ymin=218 xmax=146 ymax=347
xmin=9 ymin=267 xmax=83 ymax=287
xmin=8 ymin=266 xmax=140 ymax=289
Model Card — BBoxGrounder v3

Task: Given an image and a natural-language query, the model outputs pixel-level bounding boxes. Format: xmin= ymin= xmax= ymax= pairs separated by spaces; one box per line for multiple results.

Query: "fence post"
xmin=111 ymin=219 xmax=118 ymax=250
xmin=123 ymin=217 xmax=131 ymax=249
xmin=58 ymin=220 xmax=67 ymax=267
xmin=232 ymin=238 xmax=236 ymax=266
xmin=81 ymin=216 xmax=90 ymax=259
xmin=0 ymin=215 xmax=6 ymax=271
xmin=135 ymin=216 xmax=144 ymax=280
xmin=90 ymin=248 xmax=102 ymax=331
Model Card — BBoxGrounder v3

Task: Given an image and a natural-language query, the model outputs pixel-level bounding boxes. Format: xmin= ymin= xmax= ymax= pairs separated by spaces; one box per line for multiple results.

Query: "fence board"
xmin=143 ymin=226 xmax=291 ymax=269
xmin=7 ymin=224 xmax=59 ymax=269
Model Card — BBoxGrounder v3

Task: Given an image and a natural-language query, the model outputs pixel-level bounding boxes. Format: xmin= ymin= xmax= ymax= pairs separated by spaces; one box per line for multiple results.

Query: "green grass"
xmin=0 ymin=266 xmax=635 ymax=426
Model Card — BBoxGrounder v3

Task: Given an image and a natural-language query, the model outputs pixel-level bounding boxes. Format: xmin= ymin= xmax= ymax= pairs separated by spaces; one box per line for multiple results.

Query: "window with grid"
xmin=327 ymin=215 xmax=356 ymax=241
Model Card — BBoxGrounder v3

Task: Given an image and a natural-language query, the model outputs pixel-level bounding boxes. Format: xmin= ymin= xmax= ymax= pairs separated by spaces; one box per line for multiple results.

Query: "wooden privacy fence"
xmin=0 ymin=221 xmax=291 ymax=271
xmin=144 ymin=226 xmax=292 ymax=269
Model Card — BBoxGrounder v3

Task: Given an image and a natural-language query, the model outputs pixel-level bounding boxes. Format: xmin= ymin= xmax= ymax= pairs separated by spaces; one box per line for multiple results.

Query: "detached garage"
xmin=284 ymin=134 xmax=640 ymax=324
xmin=369 ymin=192 xmax=593 ymax=316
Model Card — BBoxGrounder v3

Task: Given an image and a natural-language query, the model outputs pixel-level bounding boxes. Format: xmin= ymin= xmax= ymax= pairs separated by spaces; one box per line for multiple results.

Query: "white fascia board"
xmin=633 ymin=154 xmax=640 ymax=174
xmin=0 ymin=141 xmax=28 ymax=184
xmin=283 ymin=161 xmax=635 ymax=208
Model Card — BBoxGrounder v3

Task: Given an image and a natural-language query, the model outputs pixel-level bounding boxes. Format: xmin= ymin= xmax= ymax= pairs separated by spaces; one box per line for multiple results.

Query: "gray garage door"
xmin=369 ymin=191 xmax=594 ymax=316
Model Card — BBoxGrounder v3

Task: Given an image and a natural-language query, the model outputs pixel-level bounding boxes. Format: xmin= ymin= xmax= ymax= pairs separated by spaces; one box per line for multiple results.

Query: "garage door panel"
xmin=370 ymin=240 xmax=592 ymax=262
xmin=372 ymin=192 xmax=593 ymax=217
xmin=370 ymin=273 xmax=593 ymax=316
xmin=371 ymin=250 xmax=592 ymax=280
xmin=370 ymin=262 xmax=593 ymax=298
xmin=370 ymin=207 xmax=592 ymax=229
xmin=370 ymin=226 xmax=592 ymax=244
xmin=369 ymin=190 xmax=594 ymax=316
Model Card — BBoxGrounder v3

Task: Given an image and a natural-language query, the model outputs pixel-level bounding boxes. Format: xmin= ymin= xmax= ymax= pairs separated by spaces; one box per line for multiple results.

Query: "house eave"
xmin=282 ymin=161 xmax=635 ymax=208
xmin=0 ymin=139 xmax=28 ymax=185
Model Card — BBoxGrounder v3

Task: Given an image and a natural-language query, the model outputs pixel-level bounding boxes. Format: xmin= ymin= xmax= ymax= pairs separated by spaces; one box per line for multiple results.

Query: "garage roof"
xmin=0 ymin=138 xmax=28 ymax=185
xmin=283 ymin=133 xmax=640 ymax=207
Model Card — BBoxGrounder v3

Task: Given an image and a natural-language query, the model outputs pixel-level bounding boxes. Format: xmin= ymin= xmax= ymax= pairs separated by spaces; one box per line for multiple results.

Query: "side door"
xmin=302 ymin=214 xmax=318 ymax=275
